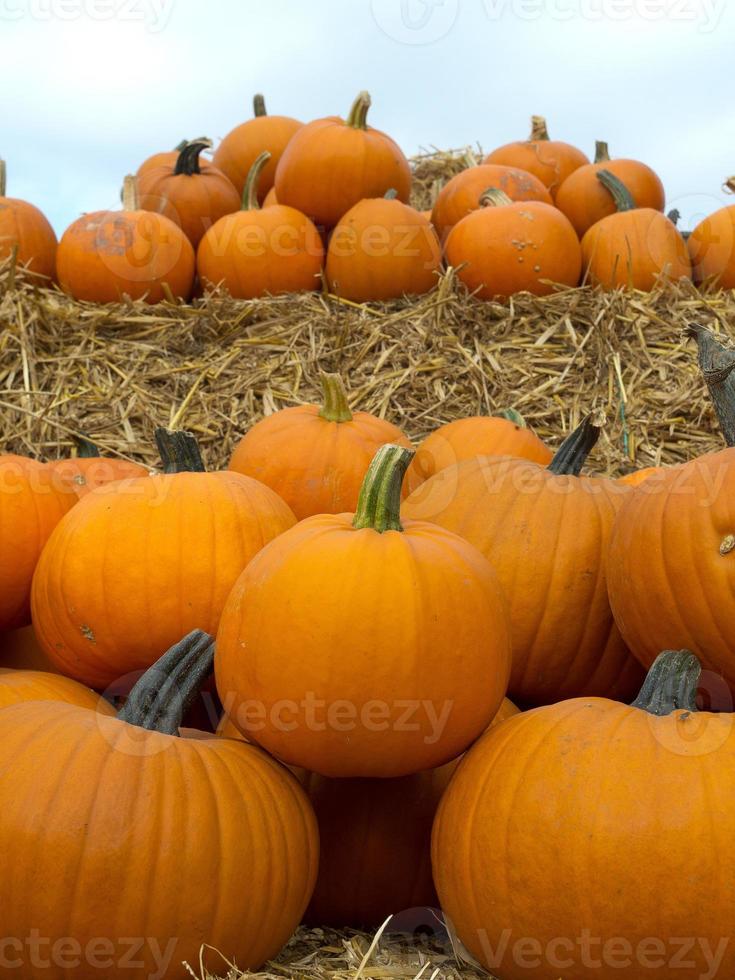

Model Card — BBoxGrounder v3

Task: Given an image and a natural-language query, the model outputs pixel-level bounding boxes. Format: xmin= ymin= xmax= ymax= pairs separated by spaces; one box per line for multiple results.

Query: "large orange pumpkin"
xmin=229 ymin=371 xmax=412 ymax=519
xmin=0 ymin=667 xmax=114 ymax=714
xmin=484 ymin=116 xmax=590 ymax=200
xmin=0 ymin=158 xmax=57 ymax=281
xmin=274 ymin=91 xmax=411 ymax=229
xmin=0 ymin=631 xmax=318 ymax=979
xmin=403 ymin=416 xmax=644 ymax=706
xmin=433 ymin=650 xmax=735 ymax=980
xmin=688 ymin=200 xmax=735 ymax=288
xmin=56 ymin=175 xmax=195 ymax=303
xmin=216 ymin=445 xmax=512 ymax=778
xmin=31 ymin=429 xmax=296 ymax=689
xmin=46 ymin=437 xmax=149 ymax=499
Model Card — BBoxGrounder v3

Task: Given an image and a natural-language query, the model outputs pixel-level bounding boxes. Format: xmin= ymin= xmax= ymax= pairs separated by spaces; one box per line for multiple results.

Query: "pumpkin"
xmin=0 ymin=625 xmax=62 ymax=673
xmin=197 ymin=151 xmax=324 ymax=298
xmin=137 ymin=138 xmax=240 ymax=247
xmin=581 ymin=170 xmax=691 ymax=290
xmin=431 ymin=163 xmax=553 ymax=242
xmin=213 ymin=93 xmax=303 ymax=201
xmin=57 ymin=175 xmax=195 ymax=303
xmin=0 ymin=158 xmax=57 ymax=281
xmin=326 ymin=190 xmax=442 ymax=302
xmin=433 ymin=650 xmax=735 ymax=980
xmin=274 ymin=91 xmax=412 ymax=229
xmin=31 ymin=429 xmax=296 ymax=689
xmin=229 ymin=371 xmax=412 ymax=519
xmin=46 ymin=436 xmax=149 ymax=499
xmin=556 ymin=140 xmax=666 ymax=237
xmin=0 ymin=667 xmax=114 ymax=714
xmin=0 ymin=630 xmax=318 ymax=979
xmin=403 ymin=415 xmax=644 ymax=706
xmin=405 ymin=410 xmax=552 ymax=494
xmin=445 ymin=188 xmax=582 ymax=300
xmin=484 ymin=116 xmax=590 ymax=199
xmin=688 ymin=199 xmax=735 ymax=288
xmin=216 ymin=444 xmax=511 ymax=778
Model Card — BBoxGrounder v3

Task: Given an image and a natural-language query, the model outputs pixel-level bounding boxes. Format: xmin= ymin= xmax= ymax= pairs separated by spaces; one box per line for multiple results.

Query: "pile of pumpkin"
xmin=2 ymin=323 xmax=735 ymax=979
xmin=2 ymin=96 xmax=735 ymax=306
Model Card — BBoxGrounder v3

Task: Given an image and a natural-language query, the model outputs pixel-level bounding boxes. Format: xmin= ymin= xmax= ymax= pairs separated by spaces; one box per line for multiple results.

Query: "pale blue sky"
xmin=2 ymin=0 xmax=733 ymax=234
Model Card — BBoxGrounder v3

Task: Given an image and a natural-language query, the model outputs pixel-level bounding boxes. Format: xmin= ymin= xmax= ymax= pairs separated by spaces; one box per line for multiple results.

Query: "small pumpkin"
xmin=46 ymin=436 xmax=149 ymax=499
xmin=197 ymin=151 xmax=324 ymax=299
xmin=431 ymin=162 xmax=553 ymax=241
xmin=445 ymin=188 xmax=582 ymax=300
xmin=0 ymin=667 xmax=114 ymax=714
xmin=0 ymin=631 xmax=318 ymax=979
xmin=57 ymin=175 xmax=195 ymax=303
xmin=0 ymin=158 xmax=57 ymax=281
xmin=484 ymin=116 xmax=590 ymax=199
xmin=216 ymin=444 xmax=512 ymax=778
xmin=688 ymin=195 xmax=735 ymax=288
xmin=275 ymin=91 xmax=412 ymax=229
xmin=213 ymin=93 xmax=303 ymax=201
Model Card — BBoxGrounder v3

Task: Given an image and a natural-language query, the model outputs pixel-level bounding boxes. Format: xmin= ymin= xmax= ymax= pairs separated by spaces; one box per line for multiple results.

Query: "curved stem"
xmin=174 ymin=138 xmax=213 ymax=176
xmin=724 ymin=177 xmax=735 ymax=195
xmin=496 ymin=408 xmax=526 ymax=427
xmin=0 ymin=159 xmax=6 ymax=198
xmin=597 ymin=170 xmax=635 ymax=213
xmin=174 ymin=139 xmax=188 ymax=152
xmin=530 ymin=115 xmax=549 ymax=141
xmin=122 ymin=175 xmax=140 ymax=212
xmin=253 ymin=93 xmax=267 ymax=117
xmin=631 ymin=650 xmax=700 ymax=716
xmin=353 ymin=444 xmax=414 ymax=533
xmin=480 ymin=187 xmax=512 ymax=208
xmin=595 ymin=141 xmax=610 ymax=163
xmin=686 ymin=323 xmax=735 ymax=448
xmin=74 ymin=435 xmax=100 ymax=459
xmin=242 ymin=151 xmax=271 ymax=211
xmin=547 ymin=413 xmax=602 ymax=476
xmin=117 ymin=630 xmax=215 ymax=735
xmin=346 ymin=91 xmax=371 ymax=130
xmin=155 ymin=427 xmax=205 ymax=473
xmin=319 ymin=372 xmax=353 ymax=423
xmin=384 ymin=188 xmax=399 ymax=200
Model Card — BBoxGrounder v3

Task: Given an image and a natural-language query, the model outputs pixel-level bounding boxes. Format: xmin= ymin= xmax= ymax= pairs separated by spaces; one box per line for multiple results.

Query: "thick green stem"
xmin=353 ymin=444 xmax=414 ymax=533
xmin=174 ymin=138 xmax=213 ymax=176
xmin=480 ymin=187 xmax=512 ymax=208
xmin=631 ymin=650 xmax=700 ymax=716
xmin=155 ymin=427 xmax=205 ymax=473
xmin=122 ymin=175 xmax=140 ymax=212
xmin=0 ymin=159 xmax=6 ymax=198
xmin=253 ymin=93 xmax=267 ymax=117
xmin=319 ymin=372 xmax=353 ymax=423
xmin=547 ymin=414 xmax=602 ymax=476
xmin=686 ymin=323 xmax=735 ymax=448
xmin=74 ymin=435 xmax=100 ymax=459
xmin=530 ymin=116 xmax=549 ymax=141
xmin=346 ymin=91 xmax=371 ymax=130
xmin=595 ymin=141 xmax=610 ymax=163
xmin=496 ymin=408 xmax=526 ymax=427
xmin=242 ymin=151 xmax=270 ymax=211
xmin=597 ymin=170 xmax=636 ymax=213
xmin=117 ymin=630 xmax=215 ymax=735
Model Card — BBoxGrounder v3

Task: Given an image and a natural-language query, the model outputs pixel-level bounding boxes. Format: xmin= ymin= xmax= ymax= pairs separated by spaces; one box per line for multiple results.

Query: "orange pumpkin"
xmin=213 ymin=93 xmax=303 ymax=201
xmin=445 ymin=189 xmax=582 ymax=300
xmin=431 ymin=163 xmax=553 ymax=241
xmin=46 ymin=437 xmax=149 ymax=499
xmin=0 ymin=667 xmax=114 ymax=714
xmin=275 ymin=91 xmax=411 ymax=229
xmin=326 ymin=190 xmax=442 ymax=302
xmin=485 ymin=115 xmax=590 ymax=198
xmin=56 ymin=175 xmax=195 ymax=303
xmin=31 ymin=429 xmax=296 ymax=689
xmin=197 ymin=152 xmax=324 ymax=298
xmin=229 ymin=372 xmax=412 ymax=519
xmin=138 ymin=138 xmax=240 ymax=247
xmin=556 ymin=140 xmax=666 ymax=237
xmin=403 ymin=416 xmax=644 ymax=706
xmin=216 ymin=445 xmax=512 ymax=777
xmin=0 ymin=159 xmax=57 ymax=281
xmin=0 ymin=631 xmax=318 ymax=979
xmin=688 ymin=200 xmax=735 ymax=288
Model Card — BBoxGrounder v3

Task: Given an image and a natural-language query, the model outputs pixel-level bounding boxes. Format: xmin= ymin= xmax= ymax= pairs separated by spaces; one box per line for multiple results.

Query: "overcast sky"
xmin=3 ymin=0 xmax=733 ymax=234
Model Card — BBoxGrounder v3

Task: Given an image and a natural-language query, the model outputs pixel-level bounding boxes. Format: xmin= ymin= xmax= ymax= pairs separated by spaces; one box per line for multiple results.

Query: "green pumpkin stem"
xmin=346 ymin=91 xmax=371 ymax=130
xmin=242 ymin=151 xmax=271 ymax=211
xmin=173 ymin=138 xmax=213 ymax=177
xmin=632 ymin=650 xmax=701 ymax=716
xmin=353 ymin=444 xmax=414 ymax=534
xmin=384 ymin=189 xmax=399 ymax=200
xmin=74 ymin=435 xmax=100 ymax=459
xmin=597 ymin=170 xmax=636 ymax=213
xmin=253 ymin=93 xmax=267 ymax=117
xmin=595 ymin=141 xmax=611 ymax=163
xmin=117 ymin=630 xmax=215 ymax=735
xmin=480 ymin=187 xmax=513 ymax=208
xmin=122 ymin=175 xmax=140 ymax=212
xmin=547 ymin=414 xmax=602 ymax=476
xmin=0 ymin=159 xmax=6 ymax=198
xmin=319 ymin=372 xmax=353 ymax=423
xmin=155 ymin=427 xmax=205 ymax=473
xmin=530 ymin=116 xmax=549 ymax=141
xmin=496 ymin=408 xmax=526 ymax=427
xmin=686 ymin=324 xmax=735 ymax=448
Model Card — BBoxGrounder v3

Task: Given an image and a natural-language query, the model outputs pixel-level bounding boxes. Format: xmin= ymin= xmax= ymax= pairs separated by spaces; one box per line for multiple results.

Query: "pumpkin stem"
xmin=0 ymin=159 xmax=6 ymax=198
xmin=547 ymin=412 xmax=603 ymax=476
xmin=242 ymin=151 xmax=271 ymax=211
xmin=122 ymin=175 xmax=140 ymax=212
xmin=686 ymin=323 xmax=735 ymax=448
xmin=480 ymin=188 xmax=513 ymax=208
xmin=319 ymin=372 xmax=353 ymax=423
xmin=595 ymin=141 xmax=611 ymax=163
xmin=155 ymin=427 xmax=206 ymax=473
xmin=530 ymin=116 xmax=549 ymax=141
xmin=496 ymin=408 xmax=526 ymax=427
xmin=384 ymin=188 xmax=399 ymax=200
xmin=74 ymin=435 xmax=100 ymax=459
xmin=346 ymin=91 xmax=371 ymax=130
xmin=173 ymin=138 xmax=213 ymax=176
xmin=723 ymin=177 xmax=735 ymax=195
xmin=631 ymin=650 xmax=701 ymax=716
xmin=253 ymin=93 xmax=267 ymax=117
xmin=117 ymin=630 xmax=215 ymax=735
xmin=667 ymin=208 xmax=680 ymax=227
xmin=597 ymin=170 xmax=636 ymax=213
xmin=353 ymin=444 xmax=414 ymax=534
xmin=174 ymin=139 xmax=188 ymax=152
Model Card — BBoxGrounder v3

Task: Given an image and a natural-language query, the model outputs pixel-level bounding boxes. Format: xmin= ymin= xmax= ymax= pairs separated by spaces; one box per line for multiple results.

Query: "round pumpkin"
xmin=445 ymin=188 xmax=582 ymax=300
xmin=46 ymin=437 xmax=149 ymax=499
xmin=0 ymin=158 xmax=57 ymax=281
xmin=31 ymin=429 xmax=296 ymax=689
xmin=216 ymin=445 xmax=512 ymax=778
xmin=484 ymin=116 xmax=590 ymax=200
xmin=213 ymin=93 xmax=303 ymax=201
xmin=0 ymin=667 xmax=114 ymax=714
xmin=138 ymin=138 xmax=240 ymax=248
xmin=229 ymin=371 xmax=412 ymax=519
xmin=0 ymin=631 xmax=318 ymax=979
xmin=688 ymin=202 xmax=735 ymax=288
xmin=57 ymin=175 xmax=195 ymax=303
xmin=433 ymin=650 xmax=735 ymax=980
xmin=274 ymin=91 xmax=411 ymax=229
xmin=197 ymin=151 xmax=324 ymax=299
xmin=431 ymin=163 xmax=553 ymax=242
xmin=403 ymin=416 xmax=644 ymax=706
